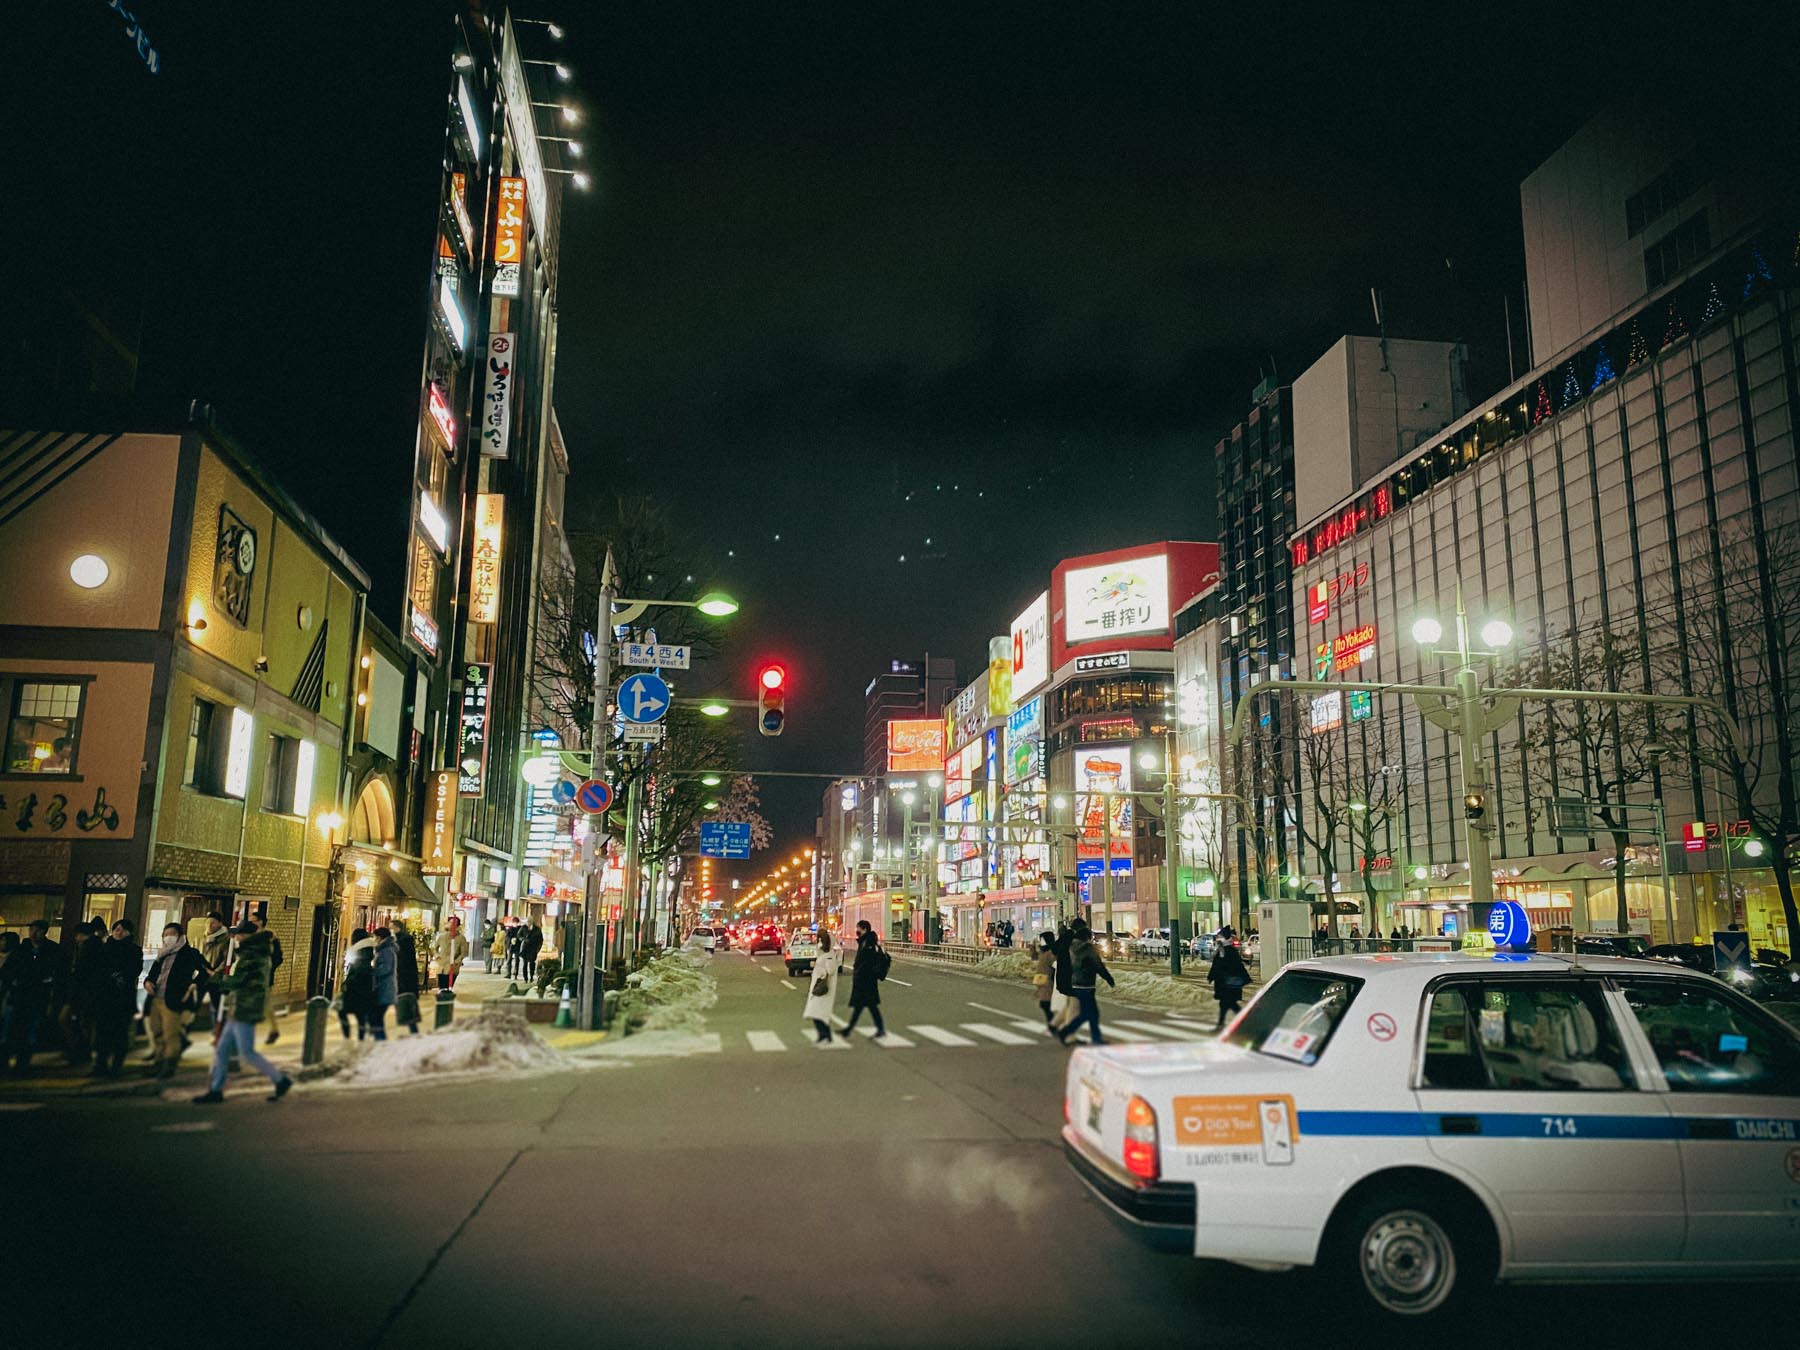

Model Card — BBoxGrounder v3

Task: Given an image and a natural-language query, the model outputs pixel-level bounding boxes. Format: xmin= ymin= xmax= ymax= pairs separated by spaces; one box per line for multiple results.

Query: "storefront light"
xmin=69 ymin=554 xmax=109 ymax=589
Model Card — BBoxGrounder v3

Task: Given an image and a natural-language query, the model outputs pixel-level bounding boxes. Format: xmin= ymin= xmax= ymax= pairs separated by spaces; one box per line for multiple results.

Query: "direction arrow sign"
xmin=617 ymin=672 xmax=671 ymax=723
xmin=575 ymin=779 xmax=614 ymax=814
xmin=621 ymin=641 xmax=691 ymax=671
xmin=699 ymin=820 xmax=753 ymax=859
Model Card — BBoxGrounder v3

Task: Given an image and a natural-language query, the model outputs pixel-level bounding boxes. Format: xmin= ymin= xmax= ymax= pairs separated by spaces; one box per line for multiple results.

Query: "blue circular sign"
xmin=1487 ymin=901 xmax=1532 ymax=949
xmin=550 ymin=780 xmax=577 ymax=806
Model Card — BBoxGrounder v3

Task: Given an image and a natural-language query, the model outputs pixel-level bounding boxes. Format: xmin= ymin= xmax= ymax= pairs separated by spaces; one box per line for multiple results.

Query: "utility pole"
xmin=1164 ymin=775 xmax=1182 ymax=976
xmin=578 ymin=549 xmax=618 ymax=1030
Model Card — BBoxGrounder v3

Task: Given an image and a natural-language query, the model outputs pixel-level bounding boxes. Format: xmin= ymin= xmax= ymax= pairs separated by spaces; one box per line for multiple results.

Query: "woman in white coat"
xmin=802 ymin=928 xmax=842 ymax=1044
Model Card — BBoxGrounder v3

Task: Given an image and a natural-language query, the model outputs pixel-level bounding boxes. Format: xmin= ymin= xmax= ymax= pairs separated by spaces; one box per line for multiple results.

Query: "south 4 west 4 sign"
xmin=621 ymin=642 xmax=690 ymax=670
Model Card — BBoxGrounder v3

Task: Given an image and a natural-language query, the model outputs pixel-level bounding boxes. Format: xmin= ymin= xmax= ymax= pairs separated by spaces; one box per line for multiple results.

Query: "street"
xmin=8 ymin=954 xmax=1783 ymax=1349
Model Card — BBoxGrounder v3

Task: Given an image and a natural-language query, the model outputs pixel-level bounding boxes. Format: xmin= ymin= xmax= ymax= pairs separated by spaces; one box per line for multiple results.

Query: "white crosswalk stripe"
xmin=746 ymin=1030 xmax=787 ymax=1052
xmin=962 ymin=1022 xmax=1034 ymax=1045
xmin=856 ymin=1027 xmax=914 ymax=1047
xmin=1008 ymin=1020 xmax=1057 ymax=1039
xmin=909 ymin=1024 xmax=977 ymax=1046
xmin=1113 ymin=1019 xmax=1209 ymax=1042
xmin=1087 ymin=1025 xmax=1151 ymax=1042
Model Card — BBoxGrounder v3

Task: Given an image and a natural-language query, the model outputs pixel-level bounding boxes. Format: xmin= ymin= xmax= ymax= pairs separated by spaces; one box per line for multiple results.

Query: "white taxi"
xmin=1063 ymin=952 xmax=1800 ymax=1317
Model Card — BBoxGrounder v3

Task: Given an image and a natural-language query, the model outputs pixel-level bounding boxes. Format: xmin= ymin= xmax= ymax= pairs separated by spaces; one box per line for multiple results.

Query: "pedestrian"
xmin=341 ymin=928 xmax=378 ymax=1040
xmin=1057 ymin=919 xmax=1115 ymax=1046
xmin=1312 ymin=923 xmax=1329 ymax=951
xmin=246 ymin=912 xmax=285 ymax=1044
xmin=434 ymin=916 xmax=470 ymax=990
xmin=1 ymin=920 xmax=61 ymax=1074
xmin=488 ymin=922 xmax=506 ymax=970
xmin=0 ymin=932 xmax=16 ymax=1053
xmin=504 ymin=922 xmax=523 ymax=979
xmin=143 ymin=922 xmax=208 ymax=1077
xmin=369 ymin=927 xmax=397 ymax=1041
xmin=1047 ymin=920 xmax=1076 ymax=1034
xmin=479 ymin=916 xmax=497 ymax=958
xmin=1032 ymin=931 xmax=1057 ymax=1024
xmin=391 ymin=918 xmax=422 ymax=1035
xmin=802 ymin=928 xmax=842 ymax=1045
xmin=89 ymin=920 xmax=142 ymax=1076
xmin=1001 ymin=919 xmax=1015 ymax=948
xmin=520 ymin=920 xmax=545 ymax=989
xmin=841 ymin=920 xmax=887 ymax=1038
xmin=1208 ymin=936 xmax=1251 ymax=1030
xmin=200 ymin=912 xmax=230 ymax=1029
xmin=192 ymin=921 xmax=292 ymax=1104
xmin=58 ymin=921 xmax=102 ymax=1066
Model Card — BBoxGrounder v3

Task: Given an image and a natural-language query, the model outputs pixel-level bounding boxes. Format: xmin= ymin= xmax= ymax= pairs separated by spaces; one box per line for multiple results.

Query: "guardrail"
xmin=885 ymin=941 xmax=990 ymax=966
xmin=1284 ymin=935 xmax=1447 ymax=964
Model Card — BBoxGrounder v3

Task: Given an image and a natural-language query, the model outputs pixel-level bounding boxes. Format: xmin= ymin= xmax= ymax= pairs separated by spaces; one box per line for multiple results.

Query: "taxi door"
xmin=1616 ymin=975 xmax=1800 ymax=1270
xmin=1413 ymin=976 xmax=1684 ymax=1269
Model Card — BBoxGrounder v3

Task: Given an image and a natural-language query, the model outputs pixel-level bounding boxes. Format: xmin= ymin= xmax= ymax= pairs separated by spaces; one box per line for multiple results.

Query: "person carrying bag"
xmin=802 ymin=929 xmax=843 ymax=1045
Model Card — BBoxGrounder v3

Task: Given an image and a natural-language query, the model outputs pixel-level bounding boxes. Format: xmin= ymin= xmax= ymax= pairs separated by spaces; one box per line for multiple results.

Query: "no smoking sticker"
xmin=1786 ymin=1147 xmax=1800 ymax=1183
xmin=1366 ymin=1012 xmax=1397 ymax=1042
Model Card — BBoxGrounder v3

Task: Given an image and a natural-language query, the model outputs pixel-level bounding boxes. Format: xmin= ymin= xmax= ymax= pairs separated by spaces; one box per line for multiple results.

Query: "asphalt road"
xmin=9 ymin=953 xmax=1784 ymax=1349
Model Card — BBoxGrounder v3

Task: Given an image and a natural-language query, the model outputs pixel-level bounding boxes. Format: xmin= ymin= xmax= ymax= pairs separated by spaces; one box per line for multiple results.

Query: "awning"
xmin=391 ymin=865 xmax=443 ymax=910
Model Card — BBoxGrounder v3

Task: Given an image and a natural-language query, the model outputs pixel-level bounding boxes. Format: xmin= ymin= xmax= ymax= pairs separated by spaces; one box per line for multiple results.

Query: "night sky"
xmin=8 ymin=2 xmax=1754 ymax=842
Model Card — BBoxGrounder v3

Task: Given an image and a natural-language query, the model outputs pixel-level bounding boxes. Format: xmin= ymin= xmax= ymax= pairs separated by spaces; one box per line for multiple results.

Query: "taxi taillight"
xmin=1122 ymin=1094 xmax=1159 ymax=1182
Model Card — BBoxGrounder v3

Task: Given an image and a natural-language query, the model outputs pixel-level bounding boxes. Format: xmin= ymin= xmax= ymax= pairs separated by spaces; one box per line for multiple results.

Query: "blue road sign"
xmin=1713 ymin=929 xmax=1751 ymax=974
xmin=575 ymin=779 xmax=614 ymax=814
xmin=699 ymin=821 xmax=753 ymax=860
xmin=550 ymin=780 xmax=577 ymax=806
xmin=617 ymin=672 xmax=671 ymax=724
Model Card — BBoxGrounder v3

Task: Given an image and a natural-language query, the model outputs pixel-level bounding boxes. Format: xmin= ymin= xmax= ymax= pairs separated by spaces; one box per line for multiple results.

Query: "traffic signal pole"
xmin=578 ymin=550 xmax=618 ymax=1031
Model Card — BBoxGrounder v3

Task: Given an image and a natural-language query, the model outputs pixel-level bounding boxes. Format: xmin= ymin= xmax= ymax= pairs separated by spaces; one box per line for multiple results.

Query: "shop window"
xmin=3 ymin=678 xmax=86 ymax=775
xmin=1419 ymin=980 xmax=1635 ymax=1091
xmin=261 ymin=734 xmax=315 ymax=816
xmin=1618 ymin=979 xmax=1800 ymax=1096
xmin=185 ymin=697 xmax=249 ymax=799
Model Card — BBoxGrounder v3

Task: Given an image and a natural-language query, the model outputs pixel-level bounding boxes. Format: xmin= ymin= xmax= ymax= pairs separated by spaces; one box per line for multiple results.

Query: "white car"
xmin=784 ymin=931 xmax=821 ymax=977
xmin=689 ymin=926 xmax=719 ymax=952
xmin=1134 ymin=928 xmax=1171 ymax=958
xmin=1062 ymin=952 xmax=1800 ymax=1318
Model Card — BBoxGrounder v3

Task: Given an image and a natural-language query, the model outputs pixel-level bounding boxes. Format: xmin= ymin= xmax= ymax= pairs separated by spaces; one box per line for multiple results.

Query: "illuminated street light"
xmin=1411 ymin=617 xmax=1442 ymax=645
xmin=698 ymin=701 xmax=731 ymax=717
xmin=696 ymin=591 xmax=740 ymax=617
xmin=1479 ymin=619 xmax=1514 ymax=649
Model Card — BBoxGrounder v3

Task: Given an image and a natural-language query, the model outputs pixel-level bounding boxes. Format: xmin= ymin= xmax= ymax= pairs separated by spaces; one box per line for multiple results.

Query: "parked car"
xmin=689 ymin=926 xmax=719 ymax=952
xmin=1062 ymin=951 xmax=1800 ymax=1319
xmin=1134 ymin=928 xmax=1171 ymax=958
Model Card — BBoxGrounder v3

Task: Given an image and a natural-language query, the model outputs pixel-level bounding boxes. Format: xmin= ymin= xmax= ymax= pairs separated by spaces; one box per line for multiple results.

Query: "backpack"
xmin=876 ymin=948 xmax=892 ymax=981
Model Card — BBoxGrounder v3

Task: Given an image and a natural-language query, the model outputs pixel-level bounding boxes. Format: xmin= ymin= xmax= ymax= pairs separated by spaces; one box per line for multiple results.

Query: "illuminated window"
xmin=4 ymin=679 xmax=86 ymax=775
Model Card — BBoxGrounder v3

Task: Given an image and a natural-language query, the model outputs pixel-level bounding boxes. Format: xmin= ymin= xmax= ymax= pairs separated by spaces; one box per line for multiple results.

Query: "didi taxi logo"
xmin=1174 ymin=1094 xmax=1298 ymax=1147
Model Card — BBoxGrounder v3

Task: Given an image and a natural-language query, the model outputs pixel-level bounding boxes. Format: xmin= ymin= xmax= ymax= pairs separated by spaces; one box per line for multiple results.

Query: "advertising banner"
xmin=492 ymin=177 xmax=526 ymax=297
xmin=1010 ymin=591 xmax=1049 ymax=702
xmin=886 ymin=719 xmax=945 ymax=773
xmin=1064 ymin=552 xmax=1169 ymax=645
xmin=422 ymin=768 xmax=457 ymax=875
xmin=458 ymin=663 xmax=492 ymax=796
xmin=1075 ymin=747 xmax=1133 ymax=861
xmin=480 ymin=332 xmax=515 ymax=458
xmin=987 ymin=635 xmax=1012 ymax=717
xmin=470 ymin=493 xmax=503 ymax=623
xmin=949 ymin=671 xmax=989 ymax=749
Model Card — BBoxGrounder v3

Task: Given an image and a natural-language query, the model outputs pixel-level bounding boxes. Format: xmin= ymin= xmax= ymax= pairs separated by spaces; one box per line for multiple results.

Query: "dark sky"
xmin=7 ymin=1 xmax=1750 ymax=843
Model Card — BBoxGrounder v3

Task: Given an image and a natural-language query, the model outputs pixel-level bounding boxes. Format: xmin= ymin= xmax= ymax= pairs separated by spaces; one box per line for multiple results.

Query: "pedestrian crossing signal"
xmin=757 ymin=663 xmax=786 ymax=737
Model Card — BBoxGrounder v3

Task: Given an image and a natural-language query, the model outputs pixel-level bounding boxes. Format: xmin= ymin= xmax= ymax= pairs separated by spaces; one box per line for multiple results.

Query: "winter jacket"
xmin=1033 ymin=947 xmax=1056 ymax=999
xmin=65 ymin=937 xmax=107 ymax=1012
xmin=1068 ymin=936 xmax=1114 ymax=991
xmin=392 ymin=930 xmax=421 ymax=996
xmin=201 ymin=926 xmax=231 ymax=973
xmin=96 ymin=936 xmax=142 ymax=1015
xmin=433 ymin=930 xmax=470 ymax=972
xmin=217 ymin=930 xmax=275 ymax=1024
xmin=341 ymin=938 xmax=378 ymax=1017
xmin=800 ymin=945 xmax=841 ymax=1023
xmin=372 ymin=939 xmax=398 ymax=1006
xmin=145 ymin=942 xmax=209 ymax=1012
xmin=520 ymin=925 xmax=544 ymax=963
xmin=1048 ymin=930 xmax=1074 ymax=995
xmin=0 ymin=937 xmax=62 ymax=1012
xmin=848 ymin=931 xmax=883 ymax=1008
xmin=1207 ymin=943 xmax=1250 ymax=998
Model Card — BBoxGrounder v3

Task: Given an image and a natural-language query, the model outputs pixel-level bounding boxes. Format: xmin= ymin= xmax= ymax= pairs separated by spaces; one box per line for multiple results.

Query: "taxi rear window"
xmin=1222 ymin=970 xmax=1363 ymax=1066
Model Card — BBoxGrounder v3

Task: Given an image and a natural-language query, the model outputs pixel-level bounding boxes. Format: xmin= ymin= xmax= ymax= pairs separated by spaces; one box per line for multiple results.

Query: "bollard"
xmin=302 ymin=996 xmax=330 ymax=1066
xmin=434 ymin=987 xmax=456 ymax=1029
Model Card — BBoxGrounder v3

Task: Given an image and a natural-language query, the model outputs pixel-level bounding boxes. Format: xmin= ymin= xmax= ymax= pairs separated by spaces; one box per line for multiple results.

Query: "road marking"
xmin=884 ymin=977 xmax=912 ymax=986
xmin=909 ymin=1024 xmax=977 ymax=1047
xmin=779 ymin=979 xmax=797 ymax=990
xmin=1114 ymin=1019 xmax=1210 ymax=1042
xmin=857 ymin=1027 xmax=914 ymax=1047
xmin=1092 ymin=1025 xmax=1151 ymax=1042
xmin=151 ymin=1121 xmax=218 ymax=1133
xmin=0 ymin=1102 xmax=44 ymax=1112
xmin=1163 ymin=1015 xmax=1214 ymax=1027
xmin=962 ymin=1022 xmax=1034 ymax=1045
xmin=967 ymin=1000 xmax=1029 ymax=1020
xmin=746 ymin=1031 xmax=787 ymax=1052
xmin=1008 ymin=1020 xmax=1057 ymax=1038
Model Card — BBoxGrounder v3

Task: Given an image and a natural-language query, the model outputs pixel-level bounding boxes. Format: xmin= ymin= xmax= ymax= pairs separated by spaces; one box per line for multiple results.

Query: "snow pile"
xmin=1109 ymin=971 xmax=1228 ymax=1011
xmin=970 ymin=951 xmax=1037 ymax=981
xmin=328 ymin=1008 xmax=565 ymax=1087
xmin=609 ymin=947 xmax=718 ymax=1034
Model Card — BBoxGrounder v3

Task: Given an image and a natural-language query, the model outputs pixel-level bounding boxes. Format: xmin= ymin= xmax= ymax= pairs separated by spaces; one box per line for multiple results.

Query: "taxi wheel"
xmin=1335 ymin=1187 xmax=1488 ymax=1319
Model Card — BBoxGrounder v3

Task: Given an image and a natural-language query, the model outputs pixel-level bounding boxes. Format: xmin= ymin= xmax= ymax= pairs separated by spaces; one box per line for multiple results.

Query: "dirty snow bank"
xmin=1108 ymin=971 xmax=1221 ymax=1010
xmin=970 ymin=951 xmax=1037 ymax=981
xmin=327 ymin=1008 xmax=566 ymax=1087
xmin=607 ymin=947 xmax=718 ymax=1034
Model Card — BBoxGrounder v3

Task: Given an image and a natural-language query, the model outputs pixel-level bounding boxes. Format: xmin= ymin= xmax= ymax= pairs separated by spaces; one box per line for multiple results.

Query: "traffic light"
xmin=1464 ymin=791 xmax=1486 ymax=822
xmin=757 ymin=663 xmax=786 ymax=737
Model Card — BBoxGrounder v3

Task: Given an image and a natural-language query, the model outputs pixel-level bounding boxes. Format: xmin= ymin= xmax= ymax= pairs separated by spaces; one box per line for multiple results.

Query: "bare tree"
xmin=1292 ymin=700 xmax=1355 ymax=936
xmin=1340 ymin=722 xmax=1414 ymax=933
xmin=1509 ymin=627 xmax=1661 ymax=935
xmin=1665 ymin=517 xmax=1800 ymax=946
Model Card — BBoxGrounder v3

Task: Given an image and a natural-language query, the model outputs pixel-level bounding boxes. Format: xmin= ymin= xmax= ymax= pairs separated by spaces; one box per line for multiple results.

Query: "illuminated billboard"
xmin=1010 ymin=591 xmax=1049 ymax=702
xmin=886 ymin=719 xmax=945 ymax=773
xmin=1075 ymin=747 xmax=1133 ymax=861
xmin=1064 ymin=552 xmax=1169 ymax=645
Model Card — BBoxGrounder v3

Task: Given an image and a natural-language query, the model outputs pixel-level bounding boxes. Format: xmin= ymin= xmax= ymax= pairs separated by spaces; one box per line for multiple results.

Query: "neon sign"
xmin=1331 ymin=624 xmax=1376 ymax=672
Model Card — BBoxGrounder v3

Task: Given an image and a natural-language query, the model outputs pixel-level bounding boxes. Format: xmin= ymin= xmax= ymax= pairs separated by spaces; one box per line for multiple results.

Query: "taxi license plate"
xmin=1083 ymin=1079 xmax=1103 ymax=1135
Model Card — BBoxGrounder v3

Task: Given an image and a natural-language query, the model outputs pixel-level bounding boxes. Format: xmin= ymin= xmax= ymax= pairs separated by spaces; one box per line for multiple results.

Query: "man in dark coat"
xmin=390 ymin=918 xmax=423 ymax=1034
xmin=519 ymin=922 xmax=545 ymax=987
xmin=1207 ymin=937 xmax=1252 ymax=1030
xmin=1 ymin=920 xmax=62 ymax=1074
xmin=144 ymin=922 xmax=209 ymax=1076
xmin=505 ymin=922 xmax=525 ymax=979
xmin=1057 ymin=919 xmax=1115 ymax=1046
xmin=59 ymin=922 xmax=104 ymax=1066
xmin=89 ymin=919 xmax=144 ymax=1075
xmin=840 ymin=921 xmax=886 ymax=1038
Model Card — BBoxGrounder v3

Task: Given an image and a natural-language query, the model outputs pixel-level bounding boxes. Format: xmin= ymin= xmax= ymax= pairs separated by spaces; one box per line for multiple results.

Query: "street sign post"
xmin=575 ymin=779 xmax=614 ymax=814
xmin=622 ymin=723 xmax=666 ymax=743
xmin=621 ymin=641 xmax=691 ymax=670
xmin=617 ymin=672 xmax=671 ymax=723
xmin=699 ymin=821 xmax=753 ymax=860
xmin=1713 ymin=929 xmax=1751 ymax=976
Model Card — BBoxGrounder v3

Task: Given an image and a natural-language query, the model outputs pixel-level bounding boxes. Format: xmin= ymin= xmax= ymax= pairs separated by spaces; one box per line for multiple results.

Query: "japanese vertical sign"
xmin=480 ymin=332 xmax=514 ymax=459
xmin=492 ymin=176 xmax=525 ymax=298
xmin=458 ymin=663 xmax=492 ymax=797
xmin=470 ymin=494 xmax=503 ymax=624
xmin=422 ymin=768 xmax=457 ymax=876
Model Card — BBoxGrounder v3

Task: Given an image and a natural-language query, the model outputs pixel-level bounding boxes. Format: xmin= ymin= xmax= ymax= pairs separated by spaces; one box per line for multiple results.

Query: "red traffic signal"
xmin=757 ymin=663 xmax=786 ymax=737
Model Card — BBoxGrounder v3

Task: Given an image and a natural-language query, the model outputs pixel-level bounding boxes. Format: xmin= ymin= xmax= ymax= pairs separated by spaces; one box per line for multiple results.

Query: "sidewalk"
xmin=0 ymin=963 xmax=603 ymax=1100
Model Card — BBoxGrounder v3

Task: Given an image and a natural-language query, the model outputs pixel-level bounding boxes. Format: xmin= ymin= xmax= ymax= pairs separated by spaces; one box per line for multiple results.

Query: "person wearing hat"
xmin=192 ymin=921 xmax=291 ymax=1104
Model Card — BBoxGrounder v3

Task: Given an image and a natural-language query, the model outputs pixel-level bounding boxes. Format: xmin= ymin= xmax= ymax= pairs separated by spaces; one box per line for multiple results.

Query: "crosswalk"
xmin=738 ymin=1012 xmax=1217 ymax=1053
